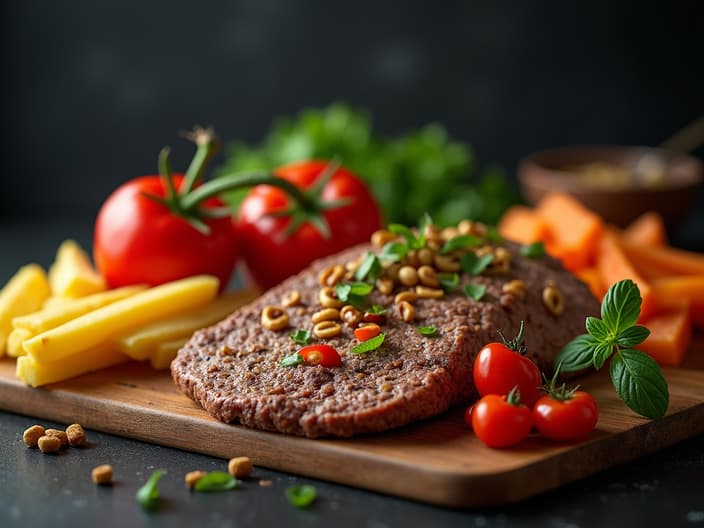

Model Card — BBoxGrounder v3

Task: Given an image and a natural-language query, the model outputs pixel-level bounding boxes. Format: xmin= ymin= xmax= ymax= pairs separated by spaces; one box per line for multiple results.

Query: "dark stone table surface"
xmin=1 ymin=217 xmax=703 ymax=528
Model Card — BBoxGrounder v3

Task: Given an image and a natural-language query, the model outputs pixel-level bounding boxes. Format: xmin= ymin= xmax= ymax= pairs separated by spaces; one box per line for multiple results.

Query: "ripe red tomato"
xmin=533 ymin=391 xmax=599 ymax=442
xmin=471 ymin=391 xmax=533 ymax=448
xmin=299 ymin=344 xmax=343 ymax=368
xmin=473 ymin=342 xmax=542 ymax=408
xmin=94 ymin=174 xmax=239 ymax=289
xmin=235 ymin=160 xmax=382 ymax=290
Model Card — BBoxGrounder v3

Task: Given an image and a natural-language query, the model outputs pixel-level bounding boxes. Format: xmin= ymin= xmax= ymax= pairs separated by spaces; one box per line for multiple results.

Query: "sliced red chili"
xmin=362 ymin=312 xmax=386 ymax=325
xmin=354 ymin=323 xmax=382 ymax=342
xmin=299 ymin=344 xmax=343 ymax=368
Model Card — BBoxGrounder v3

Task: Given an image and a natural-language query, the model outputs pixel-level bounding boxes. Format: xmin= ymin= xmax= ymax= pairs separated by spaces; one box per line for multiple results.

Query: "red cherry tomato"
xmin=473 ymin=342 xmax=542 ymax=408
xmin=236 ymin=160 xmax=382 ymax=290
xmin=533 ymin=391 xmax=599 ymax=442
xmin=299 ymin=344 xmax=343 ymax=368
xmin=94 ymin=174 xmax=238 ymax=289
xmin=354 ymin=323 xmax=382 ymax=342
xmin=471 ymin=390 xmax=533 ymax=448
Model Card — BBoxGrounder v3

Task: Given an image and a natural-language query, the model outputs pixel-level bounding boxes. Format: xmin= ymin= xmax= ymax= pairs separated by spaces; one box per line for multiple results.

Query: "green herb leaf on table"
xmin=194 ymin=471 xmax=238 ymax=492
xmin=290 ymin=330 xmax=312 ymax=345
xmin=520 ymin=241 xmax=545 ymax=258
xmin=464 ymin=283 xmax=487 ymax=301
xmin=350 ymin=333 xmax=385 ymax=354
xmin=286 ymin=484 xmax=317 ymax=508
xmin=461 ymin=253 xmax=494 ymax=276
xmin=555 ymin=279 xmax=669 ymax=419
xmin=610 ymin=348 xmax=669 ymax=419
xmin=281 ymin=353 xmax=304 ymax=367
xmin=417 ymin=326 xmax=438 ymax=337
xmin=438 ymin=272 xmax=459 ymax=291
xmin=136 ymin=469 xmax=166 ymax=511
xmin=441 ymin=235 xmax=482 ymax=254
xmin=355 ymin=252 xmax=381 ymax=282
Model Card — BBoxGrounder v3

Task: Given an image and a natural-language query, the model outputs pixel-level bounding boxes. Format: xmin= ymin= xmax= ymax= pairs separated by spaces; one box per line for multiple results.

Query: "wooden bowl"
xmin=518 ymin=146 xmax=703 ymax=230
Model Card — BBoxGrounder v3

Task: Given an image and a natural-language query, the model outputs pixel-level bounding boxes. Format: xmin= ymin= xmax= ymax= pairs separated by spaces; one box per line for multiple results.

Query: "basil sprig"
xmin=194 ymin=471 xmax=238 ymax=492
xmin=136 ymin=469 xmax=166 ymax=511
xmin=556 ymin=279 xmax=669 ymax=419
xmin=355 ymin=252 xmax=381 ymax=282
xmin=335 ymin=282 xmax=373 ymax=308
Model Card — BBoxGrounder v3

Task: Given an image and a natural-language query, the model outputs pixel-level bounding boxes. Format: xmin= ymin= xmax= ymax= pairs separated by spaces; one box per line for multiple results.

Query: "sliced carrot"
xmin=621 ymin=211 xmax=667 ymax=247
xmin=639 ymin=304 xmax=692 ymax=367
xmin=620 ymin=240 xmax=704 ymax=277
xmin=497 ymin=205 xmax=549 ymax=244
xmin=597 ymin=231 xmax=656 ymax=320
xmin=652 ymin=275 xmax=704 ymax=330
xmin=536 ymin=193 xmax=603 ymax=272
xmin=575 ymin=267 xmax=605 ymax=300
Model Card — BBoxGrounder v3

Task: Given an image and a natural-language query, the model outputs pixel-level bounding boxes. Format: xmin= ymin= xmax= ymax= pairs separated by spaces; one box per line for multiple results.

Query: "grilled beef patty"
xmin=172 ymin=241 xmax=599 ymax=437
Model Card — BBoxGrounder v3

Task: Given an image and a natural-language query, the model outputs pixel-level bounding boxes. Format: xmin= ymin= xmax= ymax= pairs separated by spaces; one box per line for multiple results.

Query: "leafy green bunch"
xmin=556 ymin=279 xmax=669 ymax=419
xmin=215 ymin=103 xmax=518 ymax=226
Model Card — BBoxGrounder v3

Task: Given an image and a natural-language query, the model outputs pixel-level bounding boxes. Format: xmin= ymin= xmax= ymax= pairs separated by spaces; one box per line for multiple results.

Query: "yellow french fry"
xmin=149 ymin=338 xmax=188 ymax=370
xmin=48 ymin=240 xmax=106 ymax=298
xmin=115 ymin=289 xmax=257 ymax=361
xmin=24 ymin=275 xmax=219 ymax=362
xmin=0 ymin=264 xmax=51 ymax=356
xmin=16 ymin=344 xmax=129 ymax=387
xmin=13 ymin=285 xmax=145 ymax=334
xmin=6 ymin=328 xmax=32 ymax=357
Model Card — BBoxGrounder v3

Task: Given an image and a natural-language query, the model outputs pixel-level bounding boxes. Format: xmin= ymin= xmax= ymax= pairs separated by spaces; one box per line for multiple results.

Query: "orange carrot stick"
xmin=621 ymin=211 xmax=667 ymax=247
xmin=497 ymin=205 xmax=549 ymax=245
xmin=639 ymin=304 xmax=692 ymax=367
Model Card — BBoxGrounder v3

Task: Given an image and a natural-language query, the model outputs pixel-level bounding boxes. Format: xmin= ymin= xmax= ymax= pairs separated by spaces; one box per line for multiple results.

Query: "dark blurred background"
xmin=2 ymin=1 xmax=703 ymax=237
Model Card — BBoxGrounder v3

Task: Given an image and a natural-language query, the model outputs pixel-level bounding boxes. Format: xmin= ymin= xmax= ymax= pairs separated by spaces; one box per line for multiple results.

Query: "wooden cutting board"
xmin=1 ymin=337 xmax=703 ymax=508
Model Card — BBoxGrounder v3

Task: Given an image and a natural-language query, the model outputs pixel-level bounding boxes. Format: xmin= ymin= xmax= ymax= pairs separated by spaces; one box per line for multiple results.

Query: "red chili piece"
xmin=299 ymin=344 xmax=343 ymax=368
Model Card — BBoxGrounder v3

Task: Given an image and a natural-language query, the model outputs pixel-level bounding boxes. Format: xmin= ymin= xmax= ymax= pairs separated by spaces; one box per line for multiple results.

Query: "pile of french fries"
xmin=0 ymin=240 xmax=256 ymax=387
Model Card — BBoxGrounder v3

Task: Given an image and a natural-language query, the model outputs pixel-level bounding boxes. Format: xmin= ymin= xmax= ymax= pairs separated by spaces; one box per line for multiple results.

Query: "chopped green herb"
xmin=417 ymin=326 xmax=438 ymax=336
xmin=367 ymin=304 xmax=387 ymax=315
xmin=464 ymin=283 xmax=487 ymax=301
xmin=388 ymin=224 xmax=417 ymax=246
xmin=350 ymin=333 xmax=385 ymax=354
xmin=440 ymin=234 xmax=482 ymax=254
xmin=520 ymin=241 xmax=546 ymax=258
xmin=194 ymin=471 xmax=238 ymax=492
xmin=379 ymin=241 xmax=409 ymax=262
xmin=286 ymin=484 xmax=317 ymax=508
xmin=335 ymin=282 xmax=373 ymax=308
xmin=355 ymin=252 xmax=381 ymax=282
xmin=556 ymin=279 xmax=668 ymax=419
xmin=136 ymin=469 xmax=166 ymax=511
xmin=438 ymin=272 xmax=459 ymax=291
xmin=290 ymin=329 xmax=312 ymax=345
xmin=461 ymin=252 xmax=494 ymax=275
xmin=281 ymin=352 xmax=303 ymax=367
xmin=486 ymin=226 xmax=504 ymax=243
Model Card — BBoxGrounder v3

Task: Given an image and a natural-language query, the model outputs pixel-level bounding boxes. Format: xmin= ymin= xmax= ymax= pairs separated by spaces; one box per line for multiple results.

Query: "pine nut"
xmin=542 ymin=282 xmax=565 ymax=316
xmin=38 ymin=435 xmax=61 ymax=453
xmin=185 ymin=470 xmax=207 ymax=489
xmin=417 ymin=248 xmax=435 ymax=266
xmin=394 ymin=290 xmax=417 ymax=304
xmin=417 ymin=265 xmax=440 ymax=287
xmin=44 ymin=428 xmax=68 ymax=448
xmin=405 ymin=250 xmax=420 ymax=268
xmin=281 ymin=290 xmax=301 ymax=307
xmin=311 ymin=308 xmax=340 ymax=324
xmin=92 ymin=464 xmax=113 ymax=485
xmin=318 ymin=265 xmax=345 ymax=287
xmin=340 ymin=305 xmax=362 ymax=327
xmin=228 ymin=457 xmax=253 ymax=479
xmin=376 ymin=277 xmax=394 ymax=295
xmin=398 ymin=266 xmax=419 ymax=287
xmin=319 ymin=286 xmax=343 ymax=308
xmin=371 ymin=229 xmax=396 ymax=248
xmin=66 ymin=423 xmax=86 ymax=447
xmin=261 ymin=305 xmax=289 ymax=331
xmin=441 ymin=226 xmax=459 ymax=241
xmin=398 ymin=300 xmax=415 ymax=322
xmin=22 ymin=425 xmax=45 ymax=447
xmin=313 ymin=320 xmax=342 ymax=338
xmin=502 ymin=279 xmax=526 ymax=299
xmin=434 ymin=254 xmax=461 ymax=272
xmin=415 ymin=285 xmax=444 ymax=299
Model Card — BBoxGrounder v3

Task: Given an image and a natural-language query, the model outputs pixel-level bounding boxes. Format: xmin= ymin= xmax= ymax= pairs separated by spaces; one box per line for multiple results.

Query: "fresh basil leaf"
xmin=617 ymin=325 xmax=651 ymax=347
xmin=417 ymin=325 xmax=438 ymax=336
xmin=464 ymin=283 xmax=487 ymax=301
xmin=379 ymin=241 xmax=408 ymax=262
xmin=290 ymin=329 xmax=312 ymax=345
xmin=335 ymin=282 xmax=351 ymax=301
xmin=555 ymin=334 xmax=599 ymax=372
xmin=136 ymin=469 xmax=166 ymax=511
xmin=348 ymin=282 xmax=373 ymax=296
xmin=602 ymin=279 xmax=642 ymax=335
xmin=592 ymin=342 xmax=614 ymax=370
xmin=610 ymin=348 xmax=669 ymax=419
xmin=461 ymin=253 xmax=494 ymax=276
xmin=388 ymin=224 xmax=416 ymax=246
xmin=520 ymin=241 xmax=545 ymax=258
xmin=281 ymin=353 xmax=303 ymax=367
xmin=367 ymin=304 xmax=387 ymax=315
xmin=441 ymin=235 xmax=482 ymax=254
xmin=416 ymin=213 xmax=434 ymax=248
xmin=438 ymin=272 xmax=459 ymax=291
xmin=286 ymin=484 xmax=317 ymax=508
xmin=194 ymin=471 xmax=237 ymax=492
xmin=355 ymin=252 xmax=381 ymax=282
xmin=585 ymin=316 xmax=613 ymax=343
xmin=350 ymin=333 xmax=385 ymax=354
